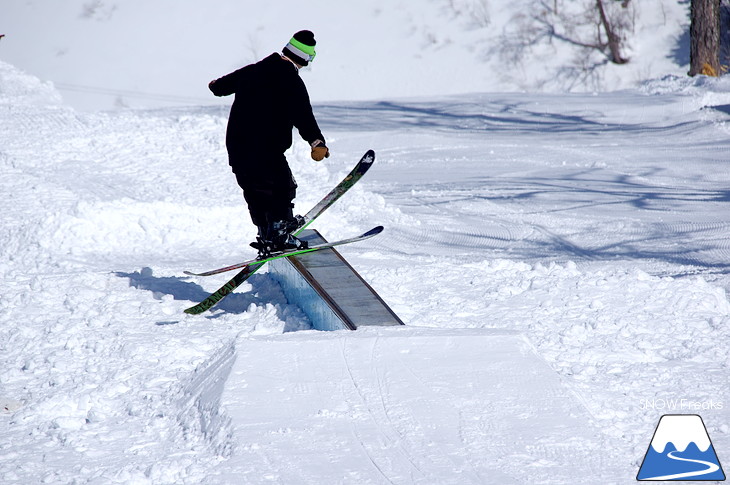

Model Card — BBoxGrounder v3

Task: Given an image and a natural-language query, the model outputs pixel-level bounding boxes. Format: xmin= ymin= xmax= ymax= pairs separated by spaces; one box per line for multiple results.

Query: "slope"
xmin=1 ymin=60 xmax=730 ymax=483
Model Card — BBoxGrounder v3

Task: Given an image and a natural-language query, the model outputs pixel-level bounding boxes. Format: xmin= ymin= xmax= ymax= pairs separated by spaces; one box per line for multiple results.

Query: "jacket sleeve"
xmin=208 ymin=65 xmax=253 ymax=97
xmin=291 ymin=77 xmax=325 ymax=145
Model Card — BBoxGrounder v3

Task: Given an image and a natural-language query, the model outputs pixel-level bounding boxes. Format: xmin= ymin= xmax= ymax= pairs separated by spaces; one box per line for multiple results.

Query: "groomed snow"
xmin=1 ymin=57 xmax=730 ymax=483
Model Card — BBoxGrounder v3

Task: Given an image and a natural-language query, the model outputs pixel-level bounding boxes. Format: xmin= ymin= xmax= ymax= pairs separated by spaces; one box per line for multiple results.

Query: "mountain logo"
xmin=637 ymin=414 xmax=725 ymax=481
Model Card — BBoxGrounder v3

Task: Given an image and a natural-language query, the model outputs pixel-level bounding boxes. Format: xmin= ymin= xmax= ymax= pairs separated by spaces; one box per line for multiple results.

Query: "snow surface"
xmin=1 ymin=0 xmax=690 ymax=111
xmin=2 ymin=54 xmax=730 ymax=483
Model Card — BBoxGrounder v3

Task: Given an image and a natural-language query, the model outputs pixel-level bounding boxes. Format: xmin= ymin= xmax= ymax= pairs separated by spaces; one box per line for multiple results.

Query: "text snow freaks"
xmin=640 ymin=399 xmax=724 ymax=411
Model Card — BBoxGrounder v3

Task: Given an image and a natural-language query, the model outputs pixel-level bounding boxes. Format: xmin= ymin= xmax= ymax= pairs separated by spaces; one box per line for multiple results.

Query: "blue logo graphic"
xmin=637 ymin=414 xmax=725 ymax=481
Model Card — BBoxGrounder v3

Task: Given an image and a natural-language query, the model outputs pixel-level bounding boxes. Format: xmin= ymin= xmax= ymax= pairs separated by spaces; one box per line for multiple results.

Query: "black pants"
xmin=231 ymin=154 xmax=297 ymax=227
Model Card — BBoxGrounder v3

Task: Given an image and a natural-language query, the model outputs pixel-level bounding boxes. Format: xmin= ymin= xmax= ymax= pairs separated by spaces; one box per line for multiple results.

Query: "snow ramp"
xmin=268 ymin=229 xmax=404 ymax=330
xmin=208 ymin=328 xmax=618 ymax=484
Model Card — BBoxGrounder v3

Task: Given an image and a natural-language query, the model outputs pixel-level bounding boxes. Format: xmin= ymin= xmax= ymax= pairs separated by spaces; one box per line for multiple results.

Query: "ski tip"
xmin=364 ymin=225 xmax=384 ymax=237
xmin=183 ymin=270 xmax=213 ymax=277
xmin=363 ymin=149 xmax=375 ymax=163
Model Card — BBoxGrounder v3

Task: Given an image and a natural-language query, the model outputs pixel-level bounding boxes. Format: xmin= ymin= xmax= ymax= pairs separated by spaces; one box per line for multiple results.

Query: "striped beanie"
xmin=283 ymin=30 xmax=316 ymax=67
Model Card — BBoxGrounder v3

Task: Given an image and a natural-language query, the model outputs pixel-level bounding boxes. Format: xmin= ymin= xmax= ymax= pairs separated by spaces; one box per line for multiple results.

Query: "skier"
xmin=208 ymin=30 xmax=329 ymax=257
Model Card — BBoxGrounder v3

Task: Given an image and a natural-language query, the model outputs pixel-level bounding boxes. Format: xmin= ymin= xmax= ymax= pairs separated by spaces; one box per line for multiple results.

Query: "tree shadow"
xmin=114 ymin=268 xmax=312 ymax=331
xmin=313 ymin=97 xmax=697 ymax=137
xmin=704 ymin=104 xmax=730 ymax=116
xmin=670 ymin=24 xmax=690 ymax=68
xmin=393 ymin=168 xmax=730 ymax=278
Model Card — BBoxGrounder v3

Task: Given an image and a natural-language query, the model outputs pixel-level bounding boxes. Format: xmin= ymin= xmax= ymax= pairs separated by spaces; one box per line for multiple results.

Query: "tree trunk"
xmin=596 ymin=0 xmax=628 ymax=64
xmin=689 ymin=0 xmax=721 ymax=76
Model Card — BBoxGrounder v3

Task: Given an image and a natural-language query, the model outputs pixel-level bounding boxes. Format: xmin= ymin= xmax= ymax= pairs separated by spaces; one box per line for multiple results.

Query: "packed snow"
xmin=2 ymin=55 xmax=730 ymax=483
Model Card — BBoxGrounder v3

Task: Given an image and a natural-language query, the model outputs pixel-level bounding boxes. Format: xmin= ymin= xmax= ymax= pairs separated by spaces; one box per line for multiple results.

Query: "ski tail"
xmin=183 ymin=262 xmax=265 ymax=314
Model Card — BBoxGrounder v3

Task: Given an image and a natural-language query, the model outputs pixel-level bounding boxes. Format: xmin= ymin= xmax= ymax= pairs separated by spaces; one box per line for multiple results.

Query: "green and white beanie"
xmin=283 ymin=30 xmax=316 ymax=67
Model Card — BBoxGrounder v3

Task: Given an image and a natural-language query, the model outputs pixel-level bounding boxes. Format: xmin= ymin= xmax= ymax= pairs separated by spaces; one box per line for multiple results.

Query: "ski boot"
xmin=250 ymin=217 xmax=308 ymax=258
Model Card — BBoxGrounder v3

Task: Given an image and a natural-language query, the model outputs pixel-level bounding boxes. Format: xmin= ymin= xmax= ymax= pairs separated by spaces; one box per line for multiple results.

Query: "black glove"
xmin=208 ymin=79 xmax=224 ymax=97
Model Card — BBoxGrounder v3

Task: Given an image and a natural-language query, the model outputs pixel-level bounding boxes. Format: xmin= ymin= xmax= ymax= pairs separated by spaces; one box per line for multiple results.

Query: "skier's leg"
xmin=239 ymin=186 xmax=306 ymax=256
xmin=257 ymin=186 xmax=308 ymax=254
xmin=232 ymin=157 xmax=307 ymax=256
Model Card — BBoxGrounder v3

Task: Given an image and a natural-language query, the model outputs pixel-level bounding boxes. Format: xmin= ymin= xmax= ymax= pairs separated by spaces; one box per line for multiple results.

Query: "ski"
xmin=184 ymin=226 xmax=383 ymax=277
xmin=183 ymin=262 xmax=265 ymax=315
xmin=184 ymin=149 xmax=376 ymax=315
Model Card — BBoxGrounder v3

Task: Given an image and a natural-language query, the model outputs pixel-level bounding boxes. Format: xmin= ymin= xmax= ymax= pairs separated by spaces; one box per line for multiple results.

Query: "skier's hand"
xmin=311 ymin=139 xmax=330 ymax=161
xmin=208 ymin=79 xmax=224 ymax=96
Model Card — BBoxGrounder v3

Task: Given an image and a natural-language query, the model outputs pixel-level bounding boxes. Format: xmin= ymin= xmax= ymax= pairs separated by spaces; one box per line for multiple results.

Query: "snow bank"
xmin=640 ymin=74 xmax=730 ymax=133
xmin=0 ymin=60 xmax=63 ymax=106
xmin=641 ymin=73 xmax=730 ymax=96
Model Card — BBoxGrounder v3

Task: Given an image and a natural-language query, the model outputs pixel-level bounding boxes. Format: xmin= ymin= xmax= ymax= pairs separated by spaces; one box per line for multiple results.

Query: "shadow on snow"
xmin=114 ymin=268 xmax=311 ymax=331
xmin=393 ymin=168 xmax=730 ymax=276
xmin=314 ymin=98 xmax=697 ymax=136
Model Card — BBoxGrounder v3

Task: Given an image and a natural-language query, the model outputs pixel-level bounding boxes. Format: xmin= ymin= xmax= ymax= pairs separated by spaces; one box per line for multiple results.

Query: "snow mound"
xmin=640 ymin=74 xmax=730 ymax=95
xmin=0 ymin=60 xmax=63 ymax=106
xmin=639 ymin=74 xmax=730 ymax=129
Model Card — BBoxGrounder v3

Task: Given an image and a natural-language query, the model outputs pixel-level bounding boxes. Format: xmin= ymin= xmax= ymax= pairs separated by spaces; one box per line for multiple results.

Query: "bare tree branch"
xmin=497 ymin=0 xmax=634 ymax=91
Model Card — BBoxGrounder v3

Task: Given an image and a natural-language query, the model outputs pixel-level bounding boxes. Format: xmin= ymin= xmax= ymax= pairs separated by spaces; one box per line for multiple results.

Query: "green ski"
xmin=184 ymin=149 xmax=375 ymax=315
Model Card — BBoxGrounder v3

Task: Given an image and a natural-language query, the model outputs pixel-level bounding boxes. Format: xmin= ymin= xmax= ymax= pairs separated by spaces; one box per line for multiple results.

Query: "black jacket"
xmin=210 ymin=53 xmax=324 ymax=163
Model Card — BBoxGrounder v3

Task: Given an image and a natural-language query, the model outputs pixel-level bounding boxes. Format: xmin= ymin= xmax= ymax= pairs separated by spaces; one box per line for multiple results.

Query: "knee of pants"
xmin=249 ymin=202 xmax=294 ymax=226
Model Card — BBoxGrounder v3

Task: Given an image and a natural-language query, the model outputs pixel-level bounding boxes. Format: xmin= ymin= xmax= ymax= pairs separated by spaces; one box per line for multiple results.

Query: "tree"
xmin=498 ymin=0 xmax=634 ymax=90
xmin=689 ymin=0 xmax=721 ymax=76
xmin=596 ymin=0 xmax=629 ymax=64
xmin=502 ymin=0 xmax=632 ymax=64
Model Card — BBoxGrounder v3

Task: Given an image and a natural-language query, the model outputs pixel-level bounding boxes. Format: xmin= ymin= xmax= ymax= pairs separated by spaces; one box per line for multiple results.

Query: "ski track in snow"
xmin=2 ymin=61 xmax=730 ymax=483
